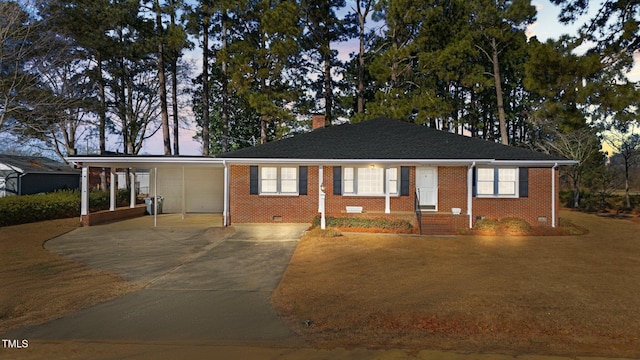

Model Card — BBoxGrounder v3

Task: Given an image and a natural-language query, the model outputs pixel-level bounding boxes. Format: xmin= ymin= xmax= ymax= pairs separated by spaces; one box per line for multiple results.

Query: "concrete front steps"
xmin=419 ymin=212 xmax=468 ymax=235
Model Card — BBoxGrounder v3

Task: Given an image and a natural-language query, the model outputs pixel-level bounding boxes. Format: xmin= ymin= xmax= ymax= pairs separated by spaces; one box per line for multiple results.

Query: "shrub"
xmin=558 ymin=217 xmax=589 ymax=235
xmin=0 ymin=189 xmax=141 ymax=227
xmin=311 ymin=215 xmax=414 ymax=233
xmin=473 ymin=218 xmax=500 ymax=234
xmin=499 ymin=217 xmax=532 ymax=235
xmin=474 ymin=217 xmax=532 ymax=235
xmin=306 ymin=227 xmax=342 ymax=238
xmin=0 ymin=190 xmax=80 ymax=227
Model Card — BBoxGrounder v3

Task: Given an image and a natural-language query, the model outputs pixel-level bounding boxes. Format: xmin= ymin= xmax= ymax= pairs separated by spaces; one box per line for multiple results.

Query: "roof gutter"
xmin=65 ymin=156 xmax=579 ymax=168
xmin=66 ymin=156 xmax=226 ymax=168
xmin=488 ymin=160 xmax=578 ymax=166
xmin=221 ymin=158 xmax=497 ymax=166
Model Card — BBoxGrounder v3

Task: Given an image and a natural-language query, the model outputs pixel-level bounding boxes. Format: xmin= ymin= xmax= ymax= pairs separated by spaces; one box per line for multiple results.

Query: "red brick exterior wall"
xmin=472 ymin=167 xmax=559 ymax=227
xmin=437 ymin=166 xmax=468 ymax=214
xmin=229 ymin=165 xmax=416 ymax=223
xmin=81 ymin=205 xmax=146 ymax=226
xmin=229 ymin=165 xmax=320 ymax=223
xmin=324 ymin=166 xmax=415 ymax=215
xmin=228 ymin=164 xmax=560 ymax=228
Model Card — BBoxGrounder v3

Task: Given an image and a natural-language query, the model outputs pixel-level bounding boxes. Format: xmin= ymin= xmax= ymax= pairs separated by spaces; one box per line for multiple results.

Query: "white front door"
xmin=416 ymin=167 xmax=437 ymax=210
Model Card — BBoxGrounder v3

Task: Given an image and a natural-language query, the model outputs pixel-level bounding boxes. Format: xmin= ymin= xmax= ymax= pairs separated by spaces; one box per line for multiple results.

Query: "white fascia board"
xmin=65 ymin=156 xmax=578 ymax=168
xmin=65 ymin=156 xmax=226 ymax=168
xmin=486 ymin=160 xmax=578 ymax=166
xmin=221 ymin=158 xmax=496 ymax=166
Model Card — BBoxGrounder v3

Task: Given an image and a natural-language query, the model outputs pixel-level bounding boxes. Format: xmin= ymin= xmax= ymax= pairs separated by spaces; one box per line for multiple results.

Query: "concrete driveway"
xmin=6 ymin=215 xmax=308 ymax=346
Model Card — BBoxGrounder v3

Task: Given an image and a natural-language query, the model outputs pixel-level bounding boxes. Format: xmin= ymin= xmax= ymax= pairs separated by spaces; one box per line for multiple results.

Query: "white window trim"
xmin=259 ymin=166 xmax=299 ymax=196
xmin=476 ymin=167 xmax=519 ymax=198
xmin=342 ymin=166 xmax=399 ymax=197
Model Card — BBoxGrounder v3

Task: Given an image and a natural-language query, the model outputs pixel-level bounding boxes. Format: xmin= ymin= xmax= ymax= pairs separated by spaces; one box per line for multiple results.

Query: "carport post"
xmin=223 ymin=161 xmax=229 ymax=226
xmin=552 ymin=163 xmax=558 ymax=228
xmin=80 ymin=166 xmax=89 ymax=217
xmin=467 ymin=162 xmax=475 ymax=229
xmin=109 ymin=167 xmax=116 ymax=211
xmin=154 ymin=167 xmax=158 ymax=227
xmin=129 ymin=169 xmax=136 ymax=208
xmin=182 ymin=167 xmax=185 ymax=220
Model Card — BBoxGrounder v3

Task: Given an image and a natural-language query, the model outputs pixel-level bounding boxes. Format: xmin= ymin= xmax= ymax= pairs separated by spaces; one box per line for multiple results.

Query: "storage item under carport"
xmin=144 ymin=196 xmax=163 ymax=214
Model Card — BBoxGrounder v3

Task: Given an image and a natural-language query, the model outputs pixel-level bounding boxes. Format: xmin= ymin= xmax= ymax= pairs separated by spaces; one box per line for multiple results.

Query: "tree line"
xmin=1 ymin=0 xmax=639 ymax=207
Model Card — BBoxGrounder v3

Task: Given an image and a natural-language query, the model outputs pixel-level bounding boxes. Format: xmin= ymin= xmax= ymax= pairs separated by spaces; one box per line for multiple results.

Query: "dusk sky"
xmin=137 ymin=0 xmax=638 ymax=156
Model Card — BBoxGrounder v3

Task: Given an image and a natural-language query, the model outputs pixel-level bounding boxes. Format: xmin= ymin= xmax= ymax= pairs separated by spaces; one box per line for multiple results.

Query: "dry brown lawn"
xmin=0 ymin=218 xmax=137 ymax=334
xmin=272 ymin=210 xmax=640 ymax=358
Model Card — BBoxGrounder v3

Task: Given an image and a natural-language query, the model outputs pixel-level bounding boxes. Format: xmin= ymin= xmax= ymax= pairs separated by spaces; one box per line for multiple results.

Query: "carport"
xmin=71 ymin=156 xmax=228 ymax=227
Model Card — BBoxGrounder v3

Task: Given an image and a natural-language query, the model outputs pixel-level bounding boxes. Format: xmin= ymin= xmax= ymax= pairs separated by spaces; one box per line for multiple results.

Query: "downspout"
xmin=223 ymin=160 xmax=229 ymax=227
xmin=467 ymin=162 xmax=475 ymax=229
xmin=552 ymin=163 xmax=558 ymax=228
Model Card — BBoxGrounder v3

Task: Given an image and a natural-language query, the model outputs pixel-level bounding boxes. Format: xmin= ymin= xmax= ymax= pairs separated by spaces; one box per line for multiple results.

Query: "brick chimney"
xmin=312 ymin=114 xmax=326 ymax=130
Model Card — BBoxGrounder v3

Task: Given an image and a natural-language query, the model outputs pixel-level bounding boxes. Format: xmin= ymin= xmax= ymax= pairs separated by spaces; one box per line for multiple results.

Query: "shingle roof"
xmin=222 ymin=117 xmax=568 ymax=162
xmin=0 ymin=154 xmax=79 ymax=174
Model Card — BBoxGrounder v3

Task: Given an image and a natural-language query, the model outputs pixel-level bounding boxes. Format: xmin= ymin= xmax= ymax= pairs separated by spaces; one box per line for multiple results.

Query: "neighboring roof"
xmin=0 ymin=154 xmax=79 ymax=174
xmin=222 ymin=117 xmax=571 ymax=163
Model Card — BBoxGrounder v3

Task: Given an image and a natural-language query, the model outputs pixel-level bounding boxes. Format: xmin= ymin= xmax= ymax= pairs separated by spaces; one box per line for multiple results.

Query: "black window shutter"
xmin=333 ymin=166 xmax=342 ymax=195
xmin=249 ymin=166 xmax=259 ymax=195
xmin=400 ymin=166 xmax=410 ymax=196
xmin=519 ymin=167 xmax=529 ymax=198
xmin=299 ymin=166 xmax=308 ymax=195
xmin=472 ymin=167 xmax=477 ymax=197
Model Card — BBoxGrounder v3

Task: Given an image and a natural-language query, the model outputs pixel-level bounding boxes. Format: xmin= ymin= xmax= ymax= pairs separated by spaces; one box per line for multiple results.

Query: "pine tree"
xmin=228 ymin=0 xmax=303 ymax=144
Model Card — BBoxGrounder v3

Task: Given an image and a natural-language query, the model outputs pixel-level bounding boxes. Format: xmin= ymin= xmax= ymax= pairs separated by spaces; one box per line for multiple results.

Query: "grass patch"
xmin=0 ymin=218 xmax=137 ymax=333
xmin=272 ymin=211 xmax=640 ymax=358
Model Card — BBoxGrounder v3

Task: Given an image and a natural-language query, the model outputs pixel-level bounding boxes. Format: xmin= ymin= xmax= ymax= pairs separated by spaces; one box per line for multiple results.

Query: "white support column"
xmin=129 ymin=169 xmax=136 ymax=208
xmin=109 ymin=167 xmax=116 ymax=211
xmin=318 ymin=166 xmax=323 ymax=212
xmin=384 ymin=166 xmax=391 ymax=214
xmin=181 ymin=167 xmax=185 ymax=220
xmin=80 ymin=166 xmax=89 ymax=217
xmin=154 ymin=167 xmax=158 ymax=227
xmin=319 ymin=166 xmax=325 ymax=230
xmin=552 ymin=163 xmax=558 ymax=228
xmin=467 ymin=162 xmax=475 ymax=229
xmin=223 ymin=162 xmax=229 ymax=226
